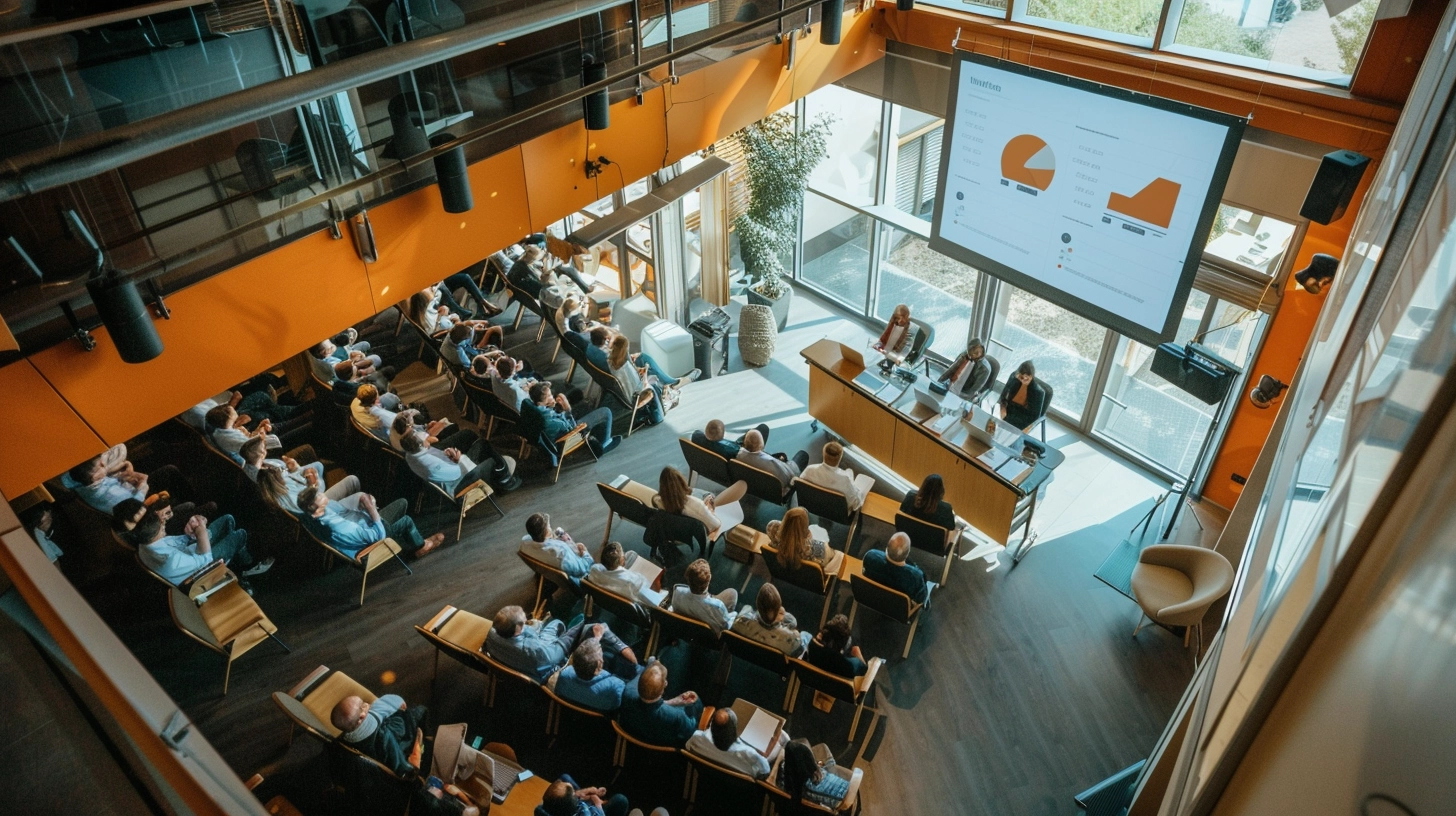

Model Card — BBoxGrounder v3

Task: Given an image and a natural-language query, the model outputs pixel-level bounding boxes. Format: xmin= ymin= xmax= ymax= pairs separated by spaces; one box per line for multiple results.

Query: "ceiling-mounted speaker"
xmin=819 ymin=0 xmax=842 ymax=44
xmin=430 ymin=133 xmax=473 ymax=213
xmin=582 ymin=58 xmax=610 ymax=131
xmin=88 ymin=276 xmax=163 ymax=363
xmin=1299 ymin=150 xmax=1370 ymax=225
xmin=897 ymin=0 xmax=914 ymax=9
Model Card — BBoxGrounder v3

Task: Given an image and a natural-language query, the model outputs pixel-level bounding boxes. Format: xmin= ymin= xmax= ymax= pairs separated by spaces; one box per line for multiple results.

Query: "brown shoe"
xmin=415 ymin=534 xmax=445 ymax=558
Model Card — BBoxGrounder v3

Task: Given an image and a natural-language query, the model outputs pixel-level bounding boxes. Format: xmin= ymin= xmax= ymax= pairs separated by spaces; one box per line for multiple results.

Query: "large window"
xmin=802 ymin=193 xmax=873 ymax=312
xmin=1016 ymin=0 xmax=1161 ymax=45
xmin=875 ymin=230 xmax=977 ymax=361
xmin=1204 ymin=204 xmax=1298 ymax=278
xmin=806 ymin=85 xmax=882 ymax=206
xmin=991 ymin=285 xmax=1106 ymax=422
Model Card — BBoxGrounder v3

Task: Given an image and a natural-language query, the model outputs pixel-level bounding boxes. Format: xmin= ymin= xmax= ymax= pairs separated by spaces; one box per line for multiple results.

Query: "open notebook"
xmin=627 ymin=556 xmax=668 ymax=606
xmin=740 ymin=708 xmax=784 ymax=756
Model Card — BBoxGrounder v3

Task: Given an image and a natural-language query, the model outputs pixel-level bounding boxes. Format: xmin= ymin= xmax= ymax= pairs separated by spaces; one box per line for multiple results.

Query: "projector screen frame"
xmin=928 ymin=51 xmax=1247 ymax=347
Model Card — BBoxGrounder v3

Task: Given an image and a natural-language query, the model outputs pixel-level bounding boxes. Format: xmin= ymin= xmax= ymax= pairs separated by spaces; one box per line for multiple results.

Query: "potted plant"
xmin=732 ymin=110 xmax=833 ymax=330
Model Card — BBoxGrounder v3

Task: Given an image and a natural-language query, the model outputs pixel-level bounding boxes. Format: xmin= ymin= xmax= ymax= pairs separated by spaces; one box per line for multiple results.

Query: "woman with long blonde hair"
xmin=608 ymin=334 xmax=664 ymax=426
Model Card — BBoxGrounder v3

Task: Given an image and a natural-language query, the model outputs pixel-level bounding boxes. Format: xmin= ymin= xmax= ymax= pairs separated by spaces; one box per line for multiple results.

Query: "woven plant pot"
xmin=737 ymin=304 xmax=778 ymax=367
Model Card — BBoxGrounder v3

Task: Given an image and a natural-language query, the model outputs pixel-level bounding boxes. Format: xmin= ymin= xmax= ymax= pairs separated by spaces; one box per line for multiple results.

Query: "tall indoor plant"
xmin=733 ymin=110 xmax=833 ymax=329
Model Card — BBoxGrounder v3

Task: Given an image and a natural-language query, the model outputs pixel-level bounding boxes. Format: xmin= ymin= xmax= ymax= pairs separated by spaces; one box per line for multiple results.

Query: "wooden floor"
xmin=71 ymin=290 xmax=1201 ymax=815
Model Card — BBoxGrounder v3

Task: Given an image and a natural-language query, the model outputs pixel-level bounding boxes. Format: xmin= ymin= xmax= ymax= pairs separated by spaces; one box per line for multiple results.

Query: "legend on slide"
xmin=1001 ymin=134 xmax=1056 ymax=193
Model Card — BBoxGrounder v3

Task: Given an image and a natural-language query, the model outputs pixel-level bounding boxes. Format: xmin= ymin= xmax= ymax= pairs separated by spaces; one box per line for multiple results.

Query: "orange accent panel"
xmin=364 ymin=147 xmax=532 ymax=305
xmin=520 ymin=87 xmax=669 ymax=230
xmin=1350 ymin=0 xmax=1446 ymax=104
xmin=781 ymin=8 xmax=887 ymax=107
xmin=664 ymin=40 xmax=794 ymax=165
xmin=0 ymin=361 xmax=108 ymax=498
xmin=28 ymin=230 xmax=371 ymax=448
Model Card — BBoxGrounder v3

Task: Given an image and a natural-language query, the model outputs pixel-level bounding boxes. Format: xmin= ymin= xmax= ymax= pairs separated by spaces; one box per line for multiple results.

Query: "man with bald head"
xmin=618 ymin=662 xmax=703 ymax=747
xmin=330 ymin=693 xmax=426 ymax=777
xmin=734 ymin=429 xmax=809 ymax=498
xmin=863 ymin=531 xmax=932 ymax=605
xmin=690 ymin=418 xmax=772 ymax=460
xmin=686 ymin=706 xmax=790 ymax=779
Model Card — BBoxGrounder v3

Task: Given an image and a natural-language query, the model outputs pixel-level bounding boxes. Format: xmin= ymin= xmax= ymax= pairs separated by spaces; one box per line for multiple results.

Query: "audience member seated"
xmin=653 ymin=467 xmax=746 ymax=542
xmin=585 ymin=541 xmax=655 ymax=605
xmin=799 ymin=441 xmax=869 ymax=511
xmin=872 ymin=303 xmax=915 ymax=369
xmin=441 ymin=323 xmax=504 ymax=370
xmin=552 ymin=637 xmax=642 ymax=713
xmin=520 ymin=513 xmax=594 ymax=583
xmin=490 ymin=357 xmax=535 ymax=413
xmin=388 ymin=409 xmax=452 ymax=452
xmin=779 ymin=739 xmax=853 ymax=810
xmin=998 ymin=360 xmax=1050 ymax=432
xmin=508 ymin=245 xmax=547 ymax=297
xmin=111 ymin=494 xmax=213 ymax=538
xmin=62 ymin=452 xmax=192 ymax=514
xmin=863 ymin=532 xmax=930 ymax=605
xmin=22 ymin=504 xmax=62 ymax=563
xmin=690 ymin=419 xmax=771 ymax=460
xmin=349 ymin=384 xmax=406 ymax=440
xmin=556 ymin=296 xmax=589 ymax=335
xmin=735 ymin=430 xmax=808 ymax=498
xmin=669 ymin=558 xmax=737 ymax=635
xmin=400 ymin=429 xmax=520 ymax=495
xmin=408 ymin=285 xmax=457 ymax=337
xmin=183 ymin=387 xmax=307 ymax=433
xmin=620 ymin=662 xmax=702 ymax=748
xmin=940 ymin=337 xmax=993 ymax=401
xmin=434 ymin=269 xmax=505 ymax=319
xmin=298 ymin=487 xmax=442 ymax=559
xmin=486 ymin=605 xmax=634 ymax=683
xmin=548 ymin=255 xmax=598 ymax=294
xmin=731 ymin=583 xmax=809 ymax=657
xmin=330 ymin=694 xmax=426 ymax=779
xmin=563 ymin=313 xmax=594 ymax=351
xmin=805 ymin=614 xmax=867 ymax=678
xmin=606 ymin=335 xmax=665 ymax=426
xmin=538 ymin=775 xmax=661 ymax=816
xmin=766 ymin=506 xmax=844 ymax=576
xmin=901 ymin=473 xmax=968 ymax=544
xmin=239 ymin=436 xmax=324 ymax=484
xmin=310 ymin=335 xmax=388 ymax=388
xmin=204 ymin=404 xmax=282 ymax=460
xmin=520 ymin=381 xmax=622 ymax=456
xmin=128 ymin=510 xmax=271 ymax=586
xmin=584 ymin=327 xmax=613 ymax=372
xmin=686 ymin=707 xmax=789 ymax=780
xmin=255 ymin=459 xmax=359 ymax=515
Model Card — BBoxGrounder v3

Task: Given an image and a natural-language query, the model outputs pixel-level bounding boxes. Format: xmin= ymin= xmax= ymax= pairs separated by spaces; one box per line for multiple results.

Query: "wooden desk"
xmin=496 ymin=773 xmax=550 ymax=816
xmin=801 ymin=339 xmax=1061 ymax=546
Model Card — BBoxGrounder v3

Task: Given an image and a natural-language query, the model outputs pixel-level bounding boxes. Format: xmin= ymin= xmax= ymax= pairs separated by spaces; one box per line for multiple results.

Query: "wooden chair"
xmin=501 ymin=275 xmax=548 ymax=341
xmin=414 ymin=604 xmax=491 ymax=687
xmin=542 ymin=683 xmax=614 ymax=746
xmin=644 ymin=512 xmax=710 ymax=563
xmin=298 ymin=523 xmax=410 ymax=605
xmin=684 ymin=747 xmax=773 ymax=815
xmin=611 ymin=720 xmax=690 ymax=795
xmin=722 ymin=628 xmax=798 ymax=711
xmin=553 ymin=318 xmax=593 ymax=383
xmin=787 ymin=656 xmax=884 ymax=743
xmin=583 ymin=359 xmax=656 ymax=437
xmin=729 ymin=458 xmax=791 ymax=507
xmin=792 ymin=478 xmax=861 ymax=551
xmin=169 ymin=561 xmax=289 ymax=694
xmin=518 ymin=550 xmax=584 ymax=619
xmin=679 ymin=436 xmax=733 ymax=488
xmin=597 ymin=480 xmax=660 ymax=547
xmin=647 ymin=602 xmax=723 ymax=657
xmin=895 ymin=511 xmax=958 ymax=586
xmin=347 ymin=412 xmax=406 ymax=483
xmin=761 ymin=764 xmax=866 ymax=815
xmin=478 ymin=644 xmax=551 ymax=708
xmin=418 ymin=476 xmax=502 ymax=542
xmin=582 ymin=579 xmax=654 ymax=640
xmin=848 ymin=574 xmax=926 ymax=659
xmin=535 ymin=421 xmax=598 ymax=484
xmin=460 ymin=378 xmax=530 ymax=458
xmin=760 ymin=542 xmax=837 ymax=630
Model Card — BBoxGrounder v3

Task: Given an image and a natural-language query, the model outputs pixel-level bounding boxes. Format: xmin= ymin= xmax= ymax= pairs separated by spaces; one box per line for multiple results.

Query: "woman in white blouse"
xmin=653 ymin=466 xmax=747 ymax=540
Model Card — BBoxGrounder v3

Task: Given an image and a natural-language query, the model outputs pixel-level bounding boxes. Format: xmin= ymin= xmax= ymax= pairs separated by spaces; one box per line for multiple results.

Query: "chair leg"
xmin=359 ymin=572 xmax=369 ymax=606
xmin=393 ymin=551 xmax=414 ymax=574
xmin=533 ymin=574 xmax=546 ymax=618
xmin=849 ymin=700 xmax=864 ymax=743
xmin=1133 ymin=612 xmax=1146 ymax=638
xmin=784 ymin=673 xmax=799 ymax=712
xmin=512 ymin=304 xmax=526 ymax=331
xmin=551 ymin=339 xmax=561 ymax=365
xmin=264 ymin=627 xmax=291 ymax=653
xmin=940 ymin=550 xmax=954 ymax=587
xmin=535 ymin=321 xmax=546 ymax=342
xmin=223 ymin=657 xmax=233 ymax=696
xmin=457 ymin=506 xmax=466 ymax=542
xmin=848 ymin=600 xmax=858 ymax=628
xmin=488 ymin=495 xmax=504 ymax=518
xmin=903 ymin=615 xmax=920 ymax=659
xmin=602 ymin=511 xmax=616 ymax=547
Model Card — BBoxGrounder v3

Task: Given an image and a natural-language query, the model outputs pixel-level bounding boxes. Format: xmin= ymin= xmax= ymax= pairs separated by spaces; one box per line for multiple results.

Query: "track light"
xmin=582 ymin=57 xmax=610 ymax=131
xmin=819 ymin=0 xmax=842 ymax=44
xmin=88 ymin=274 xmax=164 ymax=363
xmin=1294 ymin=253 xmax=1338 ymax=295
xmin=1248 ymin=374 xmax=1288 ymax=409
xmin=430 ymin=133 xmax=473 ymax=213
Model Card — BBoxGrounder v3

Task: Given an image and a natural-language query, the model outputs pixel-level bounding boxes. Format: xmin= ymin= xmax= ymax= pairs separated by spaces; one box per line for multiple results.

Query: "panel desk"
xmin=800 ymin=339 xmax=1062 ymax=552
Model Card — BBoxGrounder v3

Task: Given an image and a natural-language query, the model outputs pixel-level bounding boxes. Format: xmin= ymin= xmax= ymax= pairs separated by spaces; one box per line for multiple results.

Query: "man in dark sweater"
xmin=618 ymin=663 xmax=703 ymax=748
xmin=331 ymin=694 xmax=427 ymax=777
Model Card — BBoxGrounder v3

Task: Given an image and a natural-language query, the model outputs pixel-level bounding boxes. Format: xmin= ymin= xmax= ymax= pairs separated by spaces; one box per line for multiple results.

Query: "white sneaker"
xmin=681 ymin=368 xmax=702 ymax=383
xmin=241 ymin=557 xmax=275 ymax=577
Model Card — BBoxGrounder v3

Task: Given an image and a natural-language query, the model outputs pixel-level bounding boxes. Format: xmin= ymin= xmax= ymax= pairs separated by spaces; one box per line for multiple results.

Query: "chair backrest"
xmin=611 ymin=719 xmax=681 ymax=756
xmin=517 ymin=550 xmax=582 ymax=596
xmin=502 ymin=273 xmax=546 ymax=316
xmin=598 ymin=482 xmax=659 ymax=530
xmin=644 ymin=512 xmax=708 ymax=559
xmin=679 ymin=437 xmax=733 ymax=487
xmin=683 ymin=746 xmax=771 ymax=796
xmin=974 ymin=355 xmax=1002 ymax=403
xmin=728 ymin=458 xmax=788 ymax=505
xmin=722 ymin=628 xmax=793 ymax=678
xmin=272 ymin=665 xmax=375 ymax=741
xmin=584 ymin=358 xmax=636 ymax=411
xmin=298 ymin=518 xmax=365 ymax=568
xmin=787 ymin=656 xmax=858 ymax=704
xmin=849 ymin=574 xmax=918 ymax=625
xmin=905 ymin=318 xmax=935 ymax=367
xmin=478 ymin=645 xmax=548 ymax=689
xmin=649 ymin=603 xmax=722 ymax=650
xmin=792 ymin=478 xmax=853 ymax=525
xmin=462 ymin=377 xmax=520 ymax=425
xmin=895 ymin=511 xmax=953 ymax=558
xmin=1035 ymin=378 xmax=1053 ymax=421
xmin=169 ymin=586 xmax=224 ymax=651
xmin=583 ymin=579 xmax=653 ymax=631
xmin=760 ymin=543 xmax=832 ymax=595
xmin=414 ymin=605 xmax=492 ymax=675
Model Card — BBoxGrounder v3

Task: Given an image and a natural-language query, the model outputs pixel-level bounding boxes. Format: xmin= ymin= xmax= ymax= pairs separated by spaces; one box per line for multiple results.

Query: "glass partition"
xmin=875 ymin=230 xmax=976 ymax=361
xmin=991 ymin=284 xmax=1107 ymax=422
xmin=801 ymin=193 xmax=872 ymax=312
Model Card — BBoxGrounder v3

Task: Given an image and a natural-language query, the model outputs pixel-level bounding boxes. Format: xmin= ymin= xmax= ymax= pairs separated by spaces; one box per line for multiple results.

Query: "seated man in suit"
xmin=939 ymin=337 xmax=993 ymax=401
xmin=507 ymin=244 xmax=546 ymax=297
xmin=863 ymin=532 xmax=931 ymax=605
xmin=585 ymin=541 xmax=655 ymax=605
xmin=734 ymin=429 xmax=809 ymax=499
xmin=670 ymin=558 xmax=737 ymax=634
xmin=297 ymin=486 xmax=442 ymax=559
xmin=485 ymin=605 xmax=634 ymax=683
xmin=690 ymin=419 xmax=771 ymax=460
xmin=686 ymin=707 xmax=790 ymax=780
xmin=552 ymin=636 xmax=643 ymax=713
xmin=400 ymin=428 xmax=520 ymax=495
xmin=519 ymin=381 xmax=622 ymax=456
xmin=330 ymin=694 xmax=426 ymax=779
xmin=619 ymin=662 xmax=702 ymax=748
xmin=129 ymin=509 xmax=271 ymax=587
xmin=520 ymin=512 xmax=595 ymax=583
xmin=798 ymin=441 xmax=870 ymax=511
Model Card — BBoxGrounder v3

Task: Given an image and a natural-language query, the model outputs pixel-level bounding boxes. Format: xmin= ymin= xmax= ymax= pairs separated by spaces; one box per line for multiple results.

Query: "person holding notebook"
xmin=686 ymin=707 xmax=790 ymax=779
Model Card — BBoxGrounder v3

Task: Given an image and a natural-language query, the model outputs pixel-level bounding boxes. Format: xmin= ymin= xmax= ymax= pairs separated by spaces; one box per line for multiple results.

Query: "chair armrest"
xmin=191 ymin=572 xmax=239 ymax=606
xmin=555 ymin=423 xmax=590 ymax=445
xmin=454 ymin=479 xmax=489 ymax=499
xmin=287 ymin=665 xmax=331 ymax=699
xmin=855 ymin=657 xmax=885 ymax=696
xmin=357 ymin=538 xmax=401 ymax=568
xmin=424 ymin=605 xmax=458 ymax=634
xmin=839 ymin=768 xmax=865 ymax=812
xmin=180 ymin=559 xmax=230 ymax=596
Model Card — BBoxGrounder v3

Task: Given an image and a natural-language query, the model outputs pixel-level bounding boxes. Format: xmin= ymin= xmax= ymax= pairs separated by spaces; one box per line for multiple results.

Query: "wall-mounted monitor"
xmin=929 ymin=53 xmax=1245 ymax=346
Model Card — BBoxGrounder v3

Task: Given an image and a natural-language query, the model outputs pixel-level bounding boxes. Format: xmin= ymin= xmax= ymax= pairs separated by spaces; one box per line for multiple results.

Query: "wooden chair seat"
xmin=848 ymin=573 xmax=926 ymax=659
xmin=788 ymin=655 xmax=884 ymax=743
xmin=169 ymin=562 xmax=288 ymax=694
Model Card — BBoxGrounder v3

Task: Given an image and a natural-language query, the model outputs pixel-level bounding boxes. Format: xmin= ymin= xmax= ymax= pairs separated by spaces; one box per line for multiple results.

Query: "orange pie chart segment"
xmin=1001 ymin=134 xmax=1057 ymax=191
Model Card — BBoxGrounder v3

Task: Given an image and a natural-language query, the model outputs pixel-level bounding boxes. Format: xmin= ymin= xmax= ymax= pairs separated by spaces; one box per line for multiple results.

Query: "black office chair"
xmin=792 ymin=477 xmax=861 ymax=551
xmin=644 ymin=512 xmax=709 ymax=563
xmin=1030 ymin=379 xmax=1054 ymax=442
xmin=904 ymin=318 xmax=935 ymax=369
xmin=973 ymin=355 xmax=1002 ymax=406
xmin=728 ymin=458 xmax=791 ymax=507
xmin=679 ymin=437 xmax=733 ymax=488
xmin=848 ymin=573 xmax=926 ymax=659
xmin=597 ymin=482 xmax=659 ymax=547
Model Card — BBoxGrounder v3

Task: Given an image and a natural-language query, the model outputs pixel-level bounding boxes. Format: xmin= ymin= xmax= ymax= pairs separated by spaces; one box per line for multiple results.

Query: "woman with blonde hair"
xmin=766 ymin=506 xmax=844 ymax=575
xmin=653 ymin=466 xmax=747 ymax=540
xmin=608 ymin=334 xmax=665 ymax=425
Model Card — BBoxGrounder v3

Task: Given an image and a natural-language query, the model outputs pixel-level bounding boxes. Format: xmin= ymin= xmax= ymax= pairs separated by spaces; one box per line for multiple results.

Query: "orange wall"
xmin=0 ymin=9 xmax=885 ymax=500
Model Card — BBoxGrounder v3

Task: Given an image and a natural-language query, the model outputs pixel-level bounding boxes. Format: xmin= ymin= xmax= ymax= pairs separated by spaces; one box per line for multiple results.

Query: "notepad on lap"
xmin=715 ymin=500 xmax=745 ymax=537
xmin=628 ymin=557 xmax=667 ymax=606
xmin=740 ymin=708 xmax=782 ymax=756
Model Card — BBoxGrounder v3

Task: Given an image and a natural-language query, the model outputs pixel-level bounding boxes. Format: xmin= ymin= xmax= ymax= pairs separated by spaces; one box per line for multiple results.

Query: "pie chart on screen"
xmin=1001 ymin=134 xmax=1056 ymax=191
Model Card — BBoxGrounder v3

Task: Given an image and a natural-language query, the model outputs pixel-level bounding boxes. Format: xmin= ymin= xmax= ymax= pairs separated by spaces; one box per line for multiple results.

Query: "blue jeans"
xmin=206 ymin=515 xmax=255 ymax=570
xmin=440 ymin=272 xmax=495 ymax=317
xmin=635 ymin=352 xmax=679 ymax=386
xmin=556 ymin=775 xmax=630 ymax=816
xmin=578 ymin=407 xmax=615 ymax=446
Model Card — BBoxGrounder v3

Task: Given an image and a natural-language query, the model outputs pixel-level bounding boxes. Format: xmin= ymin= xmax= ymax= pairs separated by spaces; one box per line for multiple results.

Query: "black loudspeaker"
xmin=897 ymin=0 xmax=914 ymax=9
xmin=1299 ymin=150 xmax=1370 ymax=225
xmin=582 ymin=59 xmax=609 ymax=131
xmin=430 ymin=134 xmax=473 ymax=213
xmin=88 ymin=277 xmax=163 ymax=363
xmin=819 ymin=0 xmax=842 ymax=44
xmin=1150 ymin=342 xmax=1237 ymax=405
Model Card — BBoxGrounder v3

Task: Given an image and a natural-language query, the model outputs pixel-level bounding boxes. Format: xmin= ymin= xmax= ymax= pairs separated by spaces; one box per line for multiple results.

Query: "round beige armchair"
xmin=1130 ymin=544 xmax=1234 ymax=663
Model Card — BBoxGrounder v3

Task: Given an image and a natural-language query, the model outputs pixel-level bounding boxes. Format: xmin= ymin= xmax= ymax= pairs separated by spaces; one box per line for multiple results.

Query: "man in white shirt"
xmin=685 ymin=707 xmax=789 ymax=779
xmin=519 ymin=512 xmax=594 ymax=583
xmin=130 ymin=510 xmax=271 ymax=586
xmin=584 ymin=541 xmax=654 ymax=605
xmin=204 ymin=404 xmax=279 ymax=458
xmin=798 ymin=441 xmax=872 ymax=511
xmin=669 ymin=559 xmax=737 ymax=634
xmin=399 ymin=430 xmax=518 ymax=495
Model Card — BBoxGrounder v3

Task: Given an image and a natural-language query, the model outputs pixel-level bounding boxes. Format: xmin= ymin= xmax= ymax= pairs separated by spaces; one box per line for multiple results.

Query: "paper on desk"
xmin=993 ymin=425 xmax=1024 ymax=449
xmin=978 ymin=448 xmax=1010 ymax=469
xmin=809 ymin=524 xmax=830 ymax=543
xmin=741 ymin=708 xmax=781 ymax=756
xmin=996 ymin=458 xmax=1033 ymax=484
xmin=715 ymin=500 xmax=746 ymax=538
xmin=924 ymin=413 xmax=958 ymax=436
